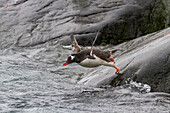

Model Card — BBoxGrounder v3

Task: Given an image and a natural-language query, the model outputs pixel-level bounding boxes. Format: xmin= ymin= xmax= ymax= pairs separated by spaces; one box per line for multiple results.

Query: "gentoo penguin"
xmin=64 ymin=34 xmax=120 ymax=73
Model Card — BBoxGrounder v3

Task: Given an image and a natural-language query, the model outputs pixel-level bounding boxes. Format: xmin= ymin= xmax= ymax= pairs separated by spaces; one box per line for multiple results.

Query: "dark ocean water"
xmin=0 ymin=44 xmax=169 ymax=113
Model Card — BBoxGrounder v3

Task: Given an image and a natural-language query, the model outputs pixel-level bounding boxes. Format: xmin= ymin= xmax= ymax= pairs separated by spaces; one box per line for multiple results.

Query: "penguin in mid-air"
xmin=64 ymin=33 xmax=120 ymax=73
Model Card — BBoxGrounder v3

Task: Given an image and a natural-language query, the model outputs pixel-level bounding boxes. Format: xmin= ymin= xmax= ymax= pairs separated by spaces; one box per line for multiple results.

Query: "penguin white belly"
xmin=79 ymin=55 xmax=112 ymax=68
xmin=79 ymin=58 xmax=101 ymax=67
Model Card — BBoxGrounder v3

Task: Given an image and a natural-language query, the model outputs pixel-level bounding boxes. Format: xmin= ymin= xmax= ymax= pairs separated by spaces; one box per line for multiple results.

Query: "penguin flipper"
xmin=70 ymin=34 xmax=81 ymax=53
xmin=87 ymin=55 xmax=95 ymax=59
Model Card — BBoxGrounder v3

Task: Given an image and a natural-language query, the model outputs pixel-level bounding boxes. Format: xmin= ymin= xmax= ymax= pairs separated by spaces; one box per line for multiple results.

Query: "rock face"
xmin=0 ymin=0 xmax=169 ymax=93
xmin=0 ymin=0 xmax=169 ymax=49
xmin=100 ymin=0 xmax=169 ymax=45
xmin=78 ymin=28 xmax=170 ymax=93
xmin=164 ymin=0 xmax=170 ymax=26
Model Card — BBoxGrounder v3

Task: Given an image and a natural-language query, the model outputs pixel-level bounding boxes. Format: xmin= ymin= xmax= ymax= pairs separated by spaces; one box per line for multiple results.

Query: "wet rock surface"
xmin=79 ymin=28 xmax=170 ymax=93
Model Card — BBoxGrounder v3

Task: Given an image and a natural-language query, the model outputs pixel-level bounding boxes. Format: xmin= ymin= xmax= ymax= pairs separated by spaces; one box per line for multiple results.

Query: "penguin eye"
xmin=66 ymin=56 xmax=71 ymax=61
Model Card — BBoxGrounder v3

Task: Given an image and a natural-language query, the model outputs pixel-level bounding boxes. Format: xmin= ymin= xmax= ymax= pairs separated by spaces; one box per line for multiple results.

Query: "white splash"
xmin=125 ymin=78 xmax=151 ymax=93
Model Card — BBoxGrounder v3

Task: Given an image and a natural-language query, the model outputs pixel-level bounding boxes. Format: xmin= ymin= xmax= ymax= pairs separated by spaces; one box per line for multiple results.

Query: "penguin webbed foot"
xmin=115 ymin=72 xmax=123 ymax=75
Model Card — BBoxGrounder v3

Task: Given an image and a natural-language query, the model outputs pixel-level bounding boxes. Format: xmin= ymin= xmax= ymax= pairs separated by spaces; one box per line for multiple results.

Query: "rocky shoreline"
xmin=0 ymin=0 xmax=169 ymax=92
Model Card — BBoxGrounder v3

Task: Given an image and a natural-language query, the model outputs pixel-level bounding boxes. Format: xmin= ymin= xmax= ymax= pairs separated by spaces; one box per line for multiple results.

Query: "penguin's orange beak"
xmin=63 ymin=62 xmax=70 ymax=66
